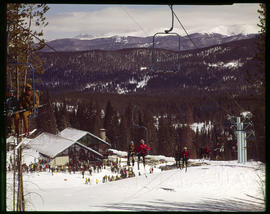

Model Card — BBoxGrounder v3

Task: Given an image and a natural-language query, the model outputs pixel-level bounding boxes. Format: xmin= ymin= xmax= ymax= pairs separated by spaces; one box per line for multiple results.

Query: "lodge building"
xmin=23 ymin=127 xmax=111 ymax=167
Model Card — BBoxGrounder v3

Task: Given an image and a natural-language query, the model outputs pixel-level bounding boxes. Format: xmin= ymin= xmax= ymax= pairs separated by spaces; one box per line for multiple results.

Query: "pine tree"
xmin=36 ymin=90 xmax=57 ymax=134
xmin=103 ymin=101 xmax=118 ymax=148
xmin=142 ymin=108 xmax=157 ymax=154
xmin=83 ymin=101 xmax=94 ymax=132
xmin=7 ymin=4 xmax=49 ymax=95
xmin=157 ymin=116 xmax=173 ymax=156
xmin=251 ymin=3 xmax=265 ymax=162
xmin=119 ymin=115 xmax=128 ymax=151
xmin=55 ymin=101 xmax=70 ymax=132
xmin=184 ymin=105 xmax=196 ymax=158
xmin=103 ymin=101 xmax=114 ymax=130
xmin=125 ymin=103 xmax=134 ymax=146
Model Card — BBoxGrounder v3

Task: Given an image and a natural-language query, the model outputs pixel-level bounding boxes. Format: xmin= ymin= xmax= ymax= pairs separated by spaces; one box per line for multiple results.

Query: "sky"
xmin=40 ymin=4 xmax=261 ymax=41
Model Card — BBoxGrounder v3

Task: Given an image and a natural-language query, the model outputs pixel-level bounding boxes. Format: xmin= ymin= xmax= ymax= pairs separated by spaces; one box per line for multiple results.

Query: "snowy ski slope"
xmin=6 ymin=150 xmax=265 ymax=211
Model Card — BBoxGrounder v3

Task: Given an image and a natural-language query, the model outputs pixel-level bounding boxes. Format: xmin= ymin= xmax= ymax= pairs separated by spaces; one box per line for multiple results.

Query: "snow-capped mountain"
xmin=73 ymin=33 xmax=98 ymax=40
xmin=40 ymin=32 xmax=257 ymax=52
xmin=200 ymin=24 xmax=257 ymax=36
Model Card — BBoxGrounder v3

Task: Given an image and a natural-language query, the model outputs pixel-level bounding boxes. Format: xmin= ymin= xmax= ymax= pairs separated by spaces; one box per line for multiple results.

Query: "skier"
xmin=214 ymin=142 xmax=222 ymax=160
xmin=6 ymin=89 xmax=18 ymax=116
xmin=182 ymin=147 xmax=189 ymax=171
xmin=6 ymin=89 xmax=18 ymax=135
xmin=174 ymin=145 xmax=182 ymax=168
xmin=199 ymin=145 xmax=204 ymax=159
xmin=127 ymin=141 xmax=135 ymax=166
xmin=136 ymin=139 xmax=150 ymax=169
xmin=14 ymin=84 xmax=39 ymax=137
xmin=204 ymin=145 xmax=210 ymax=160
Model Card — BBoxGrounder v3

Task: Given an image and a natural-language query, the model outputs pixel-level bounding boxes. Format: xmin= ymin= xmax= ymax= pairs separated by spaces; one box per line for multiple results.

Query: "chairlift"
xmin=6 ymin=21 xmax=39 ymax=119
xmin=151 ymin=5 xmax=181 ymax=72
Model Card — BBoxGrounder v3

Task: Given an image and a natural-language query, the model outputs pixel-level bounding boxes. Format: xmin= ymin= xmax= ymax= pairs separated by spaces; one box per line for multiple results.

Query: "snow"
xmin=6 ymin=147 xmax=265 ymax=212
xmin=138 ymin=43 xmax=152 ymax=48
xmin=154 ymin=116 xmax=213 ymax=133
xmin=200 ymin=24 xmax=258 ymax=36
xmin=59 ymin=127 xmax=110 ymax=147
xmin=136 ymin=75 xmax=151 ymax=89
xmin=114 ymin=35 xmax=128 ymax=44
xmin=241 ymin=111 xmax=252 ymax=118
xmin=223 ymin=75 xmax=237 ymax=81
xmin=223 ymin=60 xmax=244 ymax=68
xmin=115 ymin=84 xmax=129 ymax=94
xmin=207 ymin=60 xmax=244 ymax=69
xmin=59 ymin=127 xmax=88 ymax=142
xmin=28 ymin=132 xmax=75 ymax=158
xmin=190 ymin=121 xmax=213 ymax=133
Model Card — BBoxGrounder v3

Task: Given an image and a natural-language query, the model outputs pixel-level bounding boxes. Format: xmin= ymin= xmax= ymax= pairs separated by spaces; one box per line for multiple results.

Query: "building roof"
xmin=59 ymin=127 xmax=111 ymax=147
xmin=28 ymin=132 xmax=75 ymax=158
xmin=28 ymin=132 xmax=103 ymax=159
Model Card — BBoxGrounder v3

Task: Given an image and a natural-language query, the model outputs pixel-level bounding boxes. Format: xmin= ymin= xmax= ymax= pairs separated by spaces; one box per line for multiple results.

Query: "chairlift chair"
xmin=151 ymin=5 xmax=181 ymax=73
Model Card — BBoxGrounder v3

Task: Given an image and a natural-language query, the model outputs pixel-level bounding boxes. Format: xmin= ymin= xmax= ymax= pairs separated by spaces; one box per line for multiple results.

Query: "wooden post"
xmin=13 ymin=138 xmax=16 ymax=211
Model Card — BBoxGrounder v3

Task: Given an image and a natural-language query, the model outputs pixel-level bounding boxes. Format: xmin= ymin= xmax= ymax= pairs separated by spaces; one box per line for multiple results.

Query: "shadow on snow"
xmin=95 ymin=196 xmax=265 ymax=212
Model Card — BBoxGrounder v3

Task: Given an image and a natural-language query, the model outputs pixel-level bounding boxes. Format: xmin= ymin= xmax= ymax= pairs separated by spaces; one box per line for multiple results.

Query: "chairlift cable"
xmin=120 ymin=6 xmax=147 ymax=36
xmin=126 ymin=105 xmax=149 ymax=146
xmin=170 ymin=6 xmax=246 ymax=114
xmin=171 ymin=9 xmax=199 ymax=49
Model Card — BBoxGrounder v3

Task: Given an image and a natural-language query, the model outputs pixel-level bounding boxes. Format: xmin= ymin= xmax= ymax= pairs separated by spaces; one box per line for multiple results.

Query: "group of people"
xmin=127 ymin=139 xmax=150 ymax=168
xmin=6 ymin=84 xmax=39 ymax=137
xmin=199 ymin=145 xmax=210 ymax=160
xmin=128 ymin=139 xmax=191 ymax=170
xmin=174 ymin=146 xmax=190 ymax=169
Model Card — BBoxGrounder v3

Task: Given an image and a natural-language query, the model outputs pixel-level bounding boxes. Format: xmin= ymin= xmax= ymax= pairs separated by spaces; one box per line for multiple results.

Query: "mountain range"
xmin=40 ymin=33 xmax=257 ymax=52
xmin=36 ymin=36 xmax=260 ymax=96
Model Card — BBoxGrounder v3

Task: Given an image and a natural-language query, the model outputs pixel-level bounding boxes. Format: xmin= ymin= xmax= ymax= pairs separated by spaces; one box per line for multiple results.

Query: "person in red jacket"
xmin=136 ymin=139 xmax=150 ymax=168
xmin=204 ymin=145 xmax=210 ymax=160
xmin=182 ymin=147 xmax=189 ymax=170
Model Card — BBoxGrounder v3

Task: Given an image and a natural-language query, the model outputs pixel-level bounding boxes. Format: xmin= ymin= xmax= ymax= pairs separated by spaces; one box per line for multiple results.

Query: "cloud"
xmin=43 ymin=4 xmax=260 ymax=41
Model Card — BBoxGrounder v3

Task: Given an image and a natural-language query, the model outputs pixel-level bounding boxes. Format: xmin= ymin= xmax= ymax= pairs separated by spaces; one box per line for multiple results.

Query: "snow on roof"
xmin=59 ymin=127 xmax=111 ymax=147
xmin=28 ymin=132 xmax=75 ymax=158
xmin=59 ymin=128 xmax=88 ymax=142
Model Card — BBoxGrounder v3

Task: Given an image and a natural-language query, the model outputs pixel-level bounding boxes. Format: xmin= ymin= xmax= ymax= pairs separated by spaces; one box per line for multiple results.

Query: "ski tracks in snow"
xmin=121 ymin=168 xmax=185 ymax=203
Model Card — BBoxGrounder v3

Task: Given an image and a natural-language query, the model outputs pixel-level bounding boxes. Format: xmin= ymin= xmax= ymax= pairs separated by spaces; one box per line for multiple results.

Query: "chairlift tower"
xmin=226 ymin=113 xmax=255 ymax=163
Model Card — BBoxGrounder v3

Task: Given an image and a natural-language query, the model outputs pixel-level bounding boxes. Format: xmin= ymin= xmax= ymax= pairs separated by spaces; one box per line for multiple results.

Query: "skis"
xmin=137 ymin=162 xmax=147 ymax=178
xmin=144 ymin=167 xmax=147 ymax=178
xmin=5 ymin=104 xmax=46 ymax=117
xmin=179 ymin=159 xmax=187 ymax=172
xmin=15 ymin=129 xmax=37 ymax=150
xmin=19 ymin=129 xmax=37 ymax=138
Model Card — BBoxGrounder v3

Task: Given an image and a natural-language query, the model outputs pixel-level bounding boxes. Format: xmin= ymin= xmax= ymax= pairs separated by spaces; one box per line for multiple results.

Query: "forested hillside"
xmin=32 ymin=89 xmax=263 ymax=162
xmin=36 ymin=37 xmax=259 ymax=97
xmin=26 ymin=36 xmax=264 ymax=162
